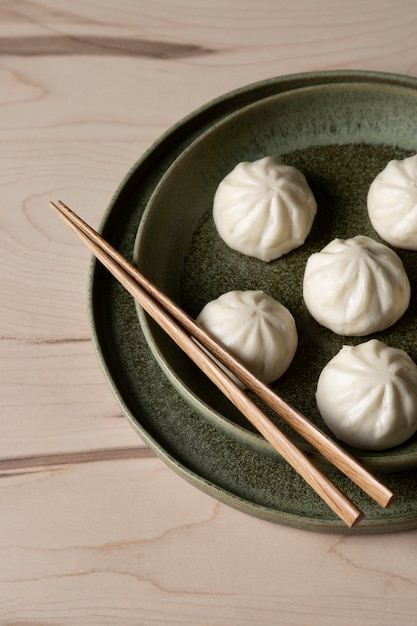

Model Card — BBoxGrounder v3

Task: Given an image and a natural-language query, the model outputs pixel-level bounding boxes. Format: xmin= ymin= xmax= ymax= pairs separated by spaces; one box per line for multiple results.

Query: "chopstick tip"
xmin=383 ymin=491 xmax=397 ymax=508
xmin=350 ymin=510 xmax=365 ymax=528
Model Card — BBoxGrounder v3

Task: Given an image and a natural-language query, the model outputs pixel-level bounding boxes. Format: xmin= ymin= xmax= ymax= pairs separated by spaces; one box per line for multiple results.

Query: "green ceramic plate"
xmin=90 ymin=71 xmax=417 ymax=533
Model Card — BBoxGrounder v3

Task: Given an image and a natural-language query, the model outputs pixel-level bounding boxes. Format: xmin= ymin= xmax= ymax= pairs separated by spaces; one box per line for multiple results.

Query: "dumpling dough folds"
xmin=213 ymin=156 xmax=317 ymax=261
xmin=303 ymin=235 xmax=410 ymax=336
xmin=196 ymin=290 xmax=297 ymax=384
xmin=316 ymin=339 xmax=417 ymax=451
xmin=367 ymin=154 xmax=417 ymax=249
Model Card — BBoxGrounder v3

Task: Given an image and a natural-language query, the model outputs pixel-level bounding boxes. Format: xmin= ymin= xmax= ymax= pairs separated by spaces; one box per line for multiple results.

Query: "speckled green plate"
xmin=90 ymin=71 xmax=417 ymax=533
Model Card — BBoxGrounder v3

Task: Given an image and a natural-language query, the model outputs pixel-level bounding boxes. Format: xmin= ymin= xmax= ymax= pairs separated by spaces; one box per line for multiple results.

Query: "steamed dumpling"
xmin=303 ymin=235 xmax=410 ymax=336
xmin=196 ymin=290 xmax=297 ymax=384
xmin=367 ymin=154 xmax=417 ymax=249
xmin=213 ymin=157 xmax=317 ymax=261
xmin=316 ymin=340 xmax=417 ymax=451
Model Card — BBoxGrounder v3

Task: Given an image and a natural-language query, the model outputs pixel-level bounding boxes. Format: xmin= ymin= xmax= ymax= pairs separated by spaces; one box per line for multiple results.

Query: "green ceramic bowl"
xmin=134 ymin=78 xmax=417 ymax=473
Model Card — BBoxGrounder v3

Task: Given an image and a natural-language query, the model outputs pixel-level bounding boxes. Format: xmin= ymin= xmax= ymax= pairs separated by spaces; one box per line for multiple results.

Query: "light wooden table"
xmin=2 ymin=1 xmax=417 ymax=624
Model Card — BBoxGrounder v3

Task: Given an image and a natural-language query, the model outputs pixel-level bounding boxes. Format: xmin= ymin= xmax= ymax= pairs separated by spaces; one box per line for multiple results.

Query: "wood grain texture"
xmin=2 ymin=0 xmax=417 ymax=623
xmin=1 ymin=459 xmax=417 ymax=625
xmin=0 ymin=36 xmax=215 ymax=58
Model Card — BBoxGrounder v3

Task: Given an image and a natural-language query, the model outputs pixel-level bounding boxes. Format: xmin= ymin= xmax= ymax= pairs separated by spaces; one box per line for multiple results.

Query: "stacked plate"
xmin=90 ymin=71 xmax=417 ymax=533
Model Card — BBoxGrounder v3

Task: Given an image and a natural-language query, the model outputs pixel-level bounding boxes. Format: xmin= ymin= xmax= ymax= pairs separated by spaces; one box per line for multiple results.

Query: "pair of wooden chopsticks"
xmin=50 ymin=200 xmax=396 ymax=527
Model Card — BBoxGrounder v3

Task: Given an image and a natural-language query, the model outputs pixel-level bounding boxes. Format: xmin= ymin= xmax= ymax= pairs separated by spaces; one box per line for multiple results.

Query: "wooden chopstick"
xmin=50 ymin=200 xmax=395 ymax=525
xmin=51 ymin=201 xmax=395 ymax=511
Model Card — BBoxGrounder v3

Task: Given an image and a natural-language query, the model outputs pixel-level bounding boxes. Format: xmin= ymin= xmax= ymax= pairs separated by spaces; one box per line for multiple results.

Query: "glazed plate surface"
xmin=90 ymin=71 xmax=417 ymax=533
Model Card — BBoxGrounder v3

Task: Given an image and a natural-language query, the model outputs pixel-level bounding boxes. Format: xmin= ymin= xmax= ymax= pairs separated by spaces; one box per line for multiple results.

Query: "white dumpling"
xmin=303 ymin=235 xmax=410 ymax=336
xmin=367 ymin=154 xmax=417 ymax=249
xmin=316 ymin=340 xmax=417 ymax=451
xmin=213 ymin=156 xmax=317 ymax=262
xmin=196 ymin=290 xmax=297 ymax=384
